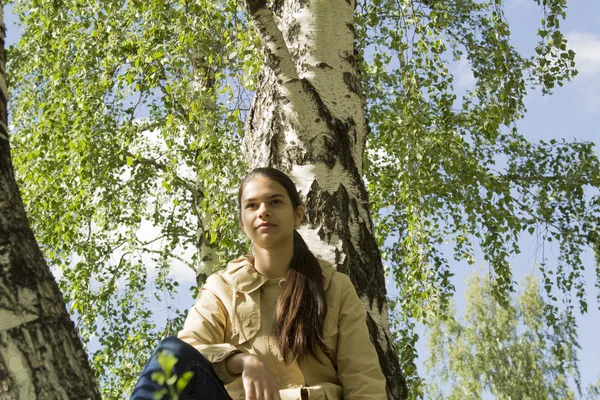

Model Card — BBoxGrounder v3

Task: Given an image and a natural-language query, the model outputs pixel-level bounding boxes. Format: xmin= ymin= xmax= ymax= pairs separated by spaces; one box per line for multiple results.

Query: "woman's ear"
xmin=294 ymin=205 xmax=305 ymax=228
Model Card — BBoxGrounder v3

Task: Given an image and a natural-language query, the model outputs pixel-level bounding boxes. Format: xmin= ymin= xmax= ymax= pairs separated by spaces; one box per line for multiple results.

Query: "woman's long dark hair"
xmin=238 ymin=167 xmax=331 ymax=364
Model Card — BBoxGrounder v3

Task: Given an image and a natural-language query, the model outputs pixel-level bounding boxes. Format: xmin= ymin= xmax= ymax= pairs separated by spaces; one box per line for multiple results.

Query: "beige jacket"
xmin=178 ymin=256 xmax=387 ymax=400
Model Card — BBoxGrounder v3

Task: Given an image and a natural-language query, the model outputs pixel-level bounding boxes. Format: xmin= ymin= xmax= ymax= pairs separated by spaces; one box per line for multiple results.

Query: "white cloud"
xmin=169 ymin=261 xmax=197 ymax=288
xmin=566 ymin=31 xmax=600 ymax=113
xmin=455 ymin=58 xmax=476 ymax=91
xmin=568 ymin=32 xmax=600 ymax=76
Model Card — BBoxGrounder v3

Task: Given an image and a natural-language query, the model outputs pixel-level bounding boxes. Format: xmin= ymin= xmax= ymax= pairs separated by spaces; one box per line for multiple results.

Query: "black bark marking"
xmin=263 ymin=47 xmax=282 ymax=74
xmin=272 ymin=0 xmax=285 ymax=16
xmin=351 ymin=198 xmax=360 ymax=216
xmin=0 ymin=218 xmax=100 ymax=397
xmin=196 ymin=272 xmax=209 ymax=287
xmin=0 ymin=30 xmax=6 ymax=126
xmin=0 ymin=314 xmax=100 ymax=398
xmin=343 ymin=71 xmax=360 ymax=96
xmin=343 ymin=51 xmax=357 ymax=70
xmin=366 ymin=313 xmax=408 ymax=399
xmin=345 ymin=23 xmax=355 ymax=35
xmin=267 ymin=110 xmax=283 ymax=167
xmin=365 ymin=117 xmax=372 ymax=138
xmin=0 ymin=352 xmax=16 ymax=396
xmin=287 ymin=22 xmax=301 ymax=43
xmin=245 ymin=0 xmax=268 ymax=15
xmin=358 ymin=220 xmax=386 ymax=309
xmin=315 ymin=62 xmax=333 ymax=69
xmin=305 ymin=180 xmax=386 ymax=311
xmin=0 ymin=236 xmax=8 ymax=258
xmin=0 ymin=226 xmax=51 ymax=295
xmin=284 ymin=144 xmax=311 ymax=166
xmin=246 ymin=96 xmax=257 ymax=136
xmin=299 ymin=78 xmax=359 ymax=174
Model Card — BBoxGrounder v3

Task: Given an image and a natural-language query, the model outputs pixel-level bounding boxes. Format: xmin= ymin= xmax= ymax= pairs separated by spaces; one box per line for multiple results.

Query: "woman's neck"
xmin=252 ymin=241 xmax=294 ymax=279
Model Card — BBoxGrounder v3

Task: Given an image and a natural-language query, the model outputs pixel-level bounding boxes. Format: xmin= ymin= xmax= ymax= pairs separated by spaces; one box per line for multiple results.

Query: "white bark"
xmin=0 ymin=6 xmax=100 ymax=398
xmin=242 ymin=0 xmax=407 ymax=398
xmin=194 ymin=190 xmax=219 ymax=281
xmin=190 ymin=56 xmax=219 ymax=282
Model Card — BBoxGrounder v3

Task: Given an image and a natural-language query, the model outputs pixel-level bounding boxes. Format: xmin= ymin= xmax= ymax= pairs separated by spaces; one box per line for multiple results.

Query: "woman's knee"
xmin=153 ymin=337 xmax=211 ymax=370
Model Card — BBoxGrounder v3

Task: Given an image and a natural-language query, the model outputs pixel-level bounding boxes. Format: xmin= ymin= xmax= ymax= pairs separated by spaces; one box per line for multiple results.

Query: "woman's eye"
xmin=246 ymin=203 xmax=257 ymax=209
xmin=272 ymin=200 xmax=282 ymax=205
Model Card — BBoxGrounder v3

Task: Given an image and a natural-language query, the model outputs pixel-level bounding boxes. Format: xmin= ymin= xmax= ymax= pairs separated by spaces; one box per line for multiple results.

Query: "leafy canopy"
xmin=6 ymin=0 xmax=600 ymax=397
xmin=8 ymin=0 xmax=255 ymax=395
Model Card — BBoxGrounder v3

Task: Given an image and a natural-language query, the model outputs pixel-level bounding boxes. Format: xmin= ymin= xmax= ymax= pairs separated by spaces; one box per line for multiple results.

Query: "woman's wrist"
xmin=225 ymin=352 xmax=258 ymax=376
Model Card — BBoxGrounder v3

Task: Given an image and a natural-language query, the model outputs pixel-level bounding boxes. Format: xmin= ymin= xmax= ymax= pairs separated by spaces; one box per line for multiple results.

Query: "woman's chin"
xmin=252 ymin=235 xmax=293 ymax=250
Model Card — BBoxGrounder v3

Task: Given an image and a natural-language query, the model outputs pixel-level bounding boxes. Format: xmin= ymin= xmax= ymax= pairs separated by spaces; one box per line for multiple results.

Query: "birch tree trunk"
xmin=242 ymin=0 xmax=407 ymax=398
xmin=0 ymin=4 xmax=100 ymax=399
xmin=191 ymin=58 xmax=219 ymax=282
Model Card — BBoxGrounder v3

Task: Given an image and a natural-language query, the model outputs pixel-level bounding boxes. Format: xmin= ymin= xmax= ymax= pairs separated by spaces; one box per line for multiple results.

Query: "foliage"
xmin=5 ymin=0 xmax=600 ymax=397
xmin=357 ymin=0 xmax=599 ymax=388
xmin=586 ymin=377 xmax=600 ymax=400
xmin=151 ymin=351 xmax=194 ymax=400
xmin=424 ymin=273 xmax=580 ymax=400
xmin=7 ymin=0 xmax=254 ymax=395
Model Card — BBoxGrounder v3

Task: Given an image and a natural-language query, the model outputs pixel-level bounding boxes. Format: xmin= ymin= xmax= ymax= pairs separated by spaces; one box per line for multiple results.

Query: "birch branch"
xmin=244 ymin=0 xmax=299 ymax=83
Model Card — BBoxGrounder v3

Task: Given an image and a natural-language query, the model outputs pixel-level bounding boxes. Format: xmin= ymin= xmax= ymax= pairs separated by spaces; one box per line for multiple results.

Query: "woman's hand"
xmin=225 ymin=353 xmax=281 ymax=400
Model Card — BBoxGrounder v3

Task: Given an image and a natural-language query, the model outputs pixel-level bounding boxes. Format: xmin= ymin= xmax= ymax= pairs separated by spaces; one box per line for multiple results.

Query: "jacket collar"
xmin=219 ymin=254 xmax=335 ymax=293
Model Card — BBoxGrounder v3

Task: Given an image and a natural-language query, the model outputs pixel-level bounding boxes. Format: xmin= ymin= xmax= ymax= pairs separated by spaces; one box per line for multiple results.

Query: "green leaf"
xmin=151 ymin=372 xmax=165 ymax=386
xmin=176 ymin=371 xmax=195 ymax=393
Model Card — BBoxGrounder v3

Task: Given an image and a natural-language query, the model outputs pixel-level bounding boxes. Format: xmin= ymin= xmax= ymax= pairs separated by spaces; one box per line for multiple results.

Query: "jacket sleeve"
xmin=177 ymin=275 xmax=242 ymax=384
xmin=336 ymin=274 xmax=388 ymax=399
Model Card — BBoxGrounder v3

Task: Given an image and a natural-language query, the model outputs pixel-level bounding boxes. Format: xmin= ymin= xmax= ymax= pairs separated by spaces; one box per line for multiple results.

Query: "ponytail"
xmin=273 ymin=230 xmax=332 ymax=364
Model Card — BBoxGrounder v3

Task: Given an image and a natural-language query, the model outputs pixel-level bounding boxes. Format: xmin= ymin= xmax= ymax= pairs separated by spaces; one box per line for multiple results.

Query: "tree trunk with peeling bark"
xmin=242 ymin=0 xmax=407 ymax=398
xmin=0 ymin=5 xmax=100 ymax=399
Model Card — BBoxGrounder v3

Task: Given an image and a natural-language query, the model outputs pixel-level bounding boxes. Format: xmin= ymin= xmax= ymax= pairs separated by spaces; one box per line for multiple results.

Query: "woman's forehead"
xmin=241 ymin=177 xmax=288 ymax=200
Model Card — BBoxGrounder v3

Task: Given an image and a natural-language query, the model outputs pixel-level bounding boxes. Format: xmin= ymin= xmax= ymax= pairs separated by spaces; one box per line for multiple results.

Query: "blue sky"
xmin=426 ymin=0 xmax=600 ymax=395
xmin=506 ymin=0 xmax=600 ymax=390
xmin=4 ymin=0 xmax=599 ymax=396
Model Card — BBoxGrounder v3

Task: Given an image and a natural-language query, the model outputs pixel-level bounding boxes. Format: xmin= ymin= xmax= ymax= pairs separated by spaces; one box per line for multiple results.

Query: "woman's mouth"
xmin=257 ymin=223 xmax=276 ymax=230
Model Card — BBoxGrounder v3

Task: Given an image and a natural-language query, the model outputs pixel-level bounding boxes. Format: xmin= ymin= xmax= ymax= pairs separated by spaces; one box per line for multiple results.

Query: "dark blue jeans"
xmin=130 ymin=337 xmax=232 ymax=400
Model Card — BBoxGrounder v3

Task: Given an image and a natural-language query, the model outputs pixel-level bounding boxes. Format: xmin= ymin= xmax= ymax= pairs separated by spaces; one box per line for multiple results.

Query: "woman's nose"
xmin=258 ymin=203 xmax=271 ymax=217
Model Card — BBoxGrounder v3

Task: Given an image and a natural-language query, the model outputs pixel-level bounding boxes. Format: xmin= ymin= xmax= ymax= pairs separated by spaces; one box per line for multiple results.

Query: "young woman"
xmin=130 ymin=167 xmax=387 ymax=400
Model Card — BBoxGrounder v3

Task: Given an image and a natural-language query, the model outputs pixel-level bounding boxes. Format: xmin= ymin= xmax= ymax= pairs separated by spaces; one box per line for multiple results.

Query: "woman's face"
xmin=239 ymin=176 xmax=304 ymax=250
